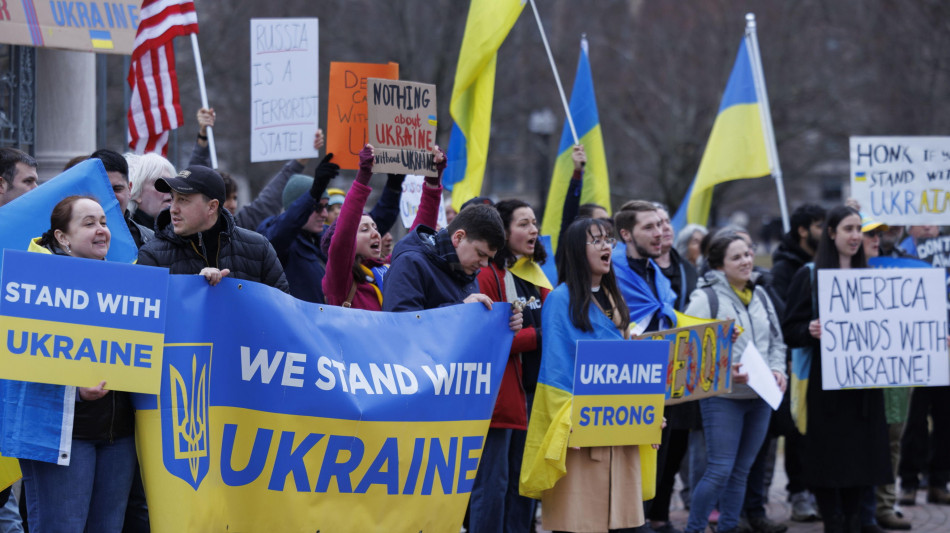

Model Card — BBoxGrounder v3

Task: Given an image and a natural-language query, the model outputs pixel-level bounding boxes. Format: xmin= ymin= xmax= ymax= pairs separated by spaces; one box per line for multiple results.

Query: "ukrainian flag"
xmin=672 ymin=39 xmax=770 ymax=230
xmin=444 ymin=0 xmax=525 ymax=211
xmin=541 ymin=37 xmax=611 ymax=252
xmin=89 ymin=30 xmax=115 ymax=50
xmin=0 ymin=454 xmax=19 ymax=491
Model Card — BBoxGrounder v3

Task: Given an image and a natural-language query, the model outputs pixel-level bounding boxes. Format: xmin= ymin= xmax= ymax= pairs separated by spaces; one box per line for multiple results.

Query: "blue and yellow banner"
xmin=541 ymin=37 xmax=611 ymax=252
xmin=0 ymin=250 xmax=168 ymax=393
xmin=672 ymin=38 xmax=770 ymax=231
xmin=133 ymin=276 xmax=514 ymax=531
xmin=635 ymin=319 xmax=735 ymax=404
xmin=444 ymin=0 xmax=525 ymax=210
xmin=569 ymin=340 xmax=668 ymax=447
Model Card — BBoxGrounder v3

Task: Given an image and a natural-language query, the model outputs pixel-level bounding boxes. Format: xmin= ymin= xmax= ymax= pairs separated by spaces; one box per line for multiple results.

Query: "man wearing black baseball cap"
xmin=138 ymin=165 xmax=288 ymax=291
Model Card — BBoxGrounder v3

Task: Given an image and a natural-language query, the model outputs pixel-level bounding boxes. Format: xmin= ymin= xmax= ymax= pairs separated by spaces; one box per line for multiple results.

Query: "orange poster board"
xmin=326 ymin=62 xmax=399 ymax=169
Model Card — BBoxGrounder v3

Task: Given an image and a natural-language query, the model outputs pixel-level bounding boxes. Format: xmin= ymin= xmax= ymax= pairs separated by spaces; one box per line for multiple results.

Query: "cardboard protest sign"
xmin=250 ymin=18 xmax=320 ymax=163
xmin=817 ymin=268 xmax=949 ymax=389
xmin=635 ymin=319 xmax=735 ymax=405
xmin=367 ymin=78 xmax=437 ymax=176
xmin=850 ymin=136 xmax=950 ymax=225
xmin=0 ymin=0 xmax=138 ymax=54
xmin=326 ymin=62 xmax=400 ymax=169
xmin=569 ymin=340 xmax=669 ymax=447
xmin=400 ymin=175 xmax=448 ymax=229
xmin=0 ymin=250 xmax=168 ymax=393
xmin=916 ymin=235 xmax=950 ymax=267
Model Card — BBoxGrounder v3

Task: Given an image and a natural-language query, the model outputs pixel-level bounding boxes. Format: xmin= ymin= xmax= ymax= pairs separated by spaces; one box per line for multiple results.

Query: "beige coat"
xmin=541 ymin=445 xmax=645 ymax=533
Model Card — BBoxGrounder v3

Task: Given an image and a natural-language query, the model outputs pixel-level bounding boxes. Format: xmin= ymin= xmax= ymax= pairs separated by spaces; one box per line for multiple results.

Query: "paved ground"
xmin=536 ymin=448 xmax=950 ymax=533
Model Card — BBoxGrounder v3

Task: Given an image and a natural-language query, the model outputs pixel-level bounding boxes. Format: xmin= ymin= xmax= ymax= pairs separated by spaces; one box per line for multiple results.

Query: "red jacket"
xmin=477 ymin=262 xmax=550 ymax=429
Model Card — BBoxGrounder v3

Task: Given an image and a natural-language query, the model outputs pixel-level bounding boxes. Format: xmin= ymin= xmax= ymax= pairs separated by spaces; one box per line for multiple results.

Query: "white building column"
xmin=34 ymin=49 xmax=96 ymax=181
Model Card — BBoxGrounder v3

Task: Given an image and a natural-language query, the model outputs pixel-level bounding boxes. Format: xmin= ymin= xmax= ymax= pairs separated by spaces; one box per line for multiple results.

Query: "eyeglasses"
xmin=586 ymin=237 xmax=616 ymax=248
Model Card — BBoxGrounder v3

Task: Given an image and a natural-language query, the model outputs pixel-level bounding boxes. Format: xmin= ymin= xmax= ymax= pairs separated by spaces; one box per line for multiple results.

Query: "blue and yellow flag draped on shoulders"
xmin=521 ymin=284 xmax=656 ymax=500
xmin=541 ymin=37 xmax=611 ymax=252
xmin=444 ymin=0 xmax=525 ymax=211
xmin=672 ymin=38 xmax=770 ymax=230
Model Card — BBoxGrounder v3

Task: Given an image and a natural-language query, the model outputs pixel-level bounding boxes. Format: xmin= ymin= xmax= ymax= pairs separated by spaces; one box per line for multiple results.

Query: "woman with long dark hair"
xmin=469 ymin=199 xmax=551 ymax=532
xmin=522 ymin=217 xmax=650 ymax=532
xmin=683 ymin=231 xmax=787 ymax=533
xmin=782 ymin=205 xmax=891 ymax=533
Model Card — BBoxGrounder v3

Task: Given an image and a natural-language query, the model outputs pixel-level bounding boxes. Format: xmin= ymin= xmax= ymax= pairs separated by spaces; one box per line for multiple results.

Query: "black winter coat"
xmin=137 ymin=208 xmax=289 ymax=292
xmin=382 ymin=226 xmax=478 ymax=311
xmin=781 ymin=265 xmax=892 ymax=489
xmin=770 ymin=233 xmax=812 ymax=305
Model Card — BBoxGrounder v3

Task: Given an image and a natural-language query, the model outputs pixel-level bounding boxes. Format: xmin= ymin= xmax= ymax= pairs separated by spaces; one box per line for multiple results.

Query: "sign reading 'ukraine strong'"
xmin=132 ymin=276 xmax=513 ymax=531
xmin=0 ymin=250 xmax=168 ymax=393
xmin=569 ymin=340 xmax=669 ymax=447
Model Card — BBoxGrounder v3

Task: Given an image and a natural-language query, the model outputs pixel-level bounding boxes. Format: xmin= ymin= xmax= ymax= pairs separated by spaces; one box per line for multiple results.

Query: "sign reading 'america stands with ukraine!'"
xmin=133 ymin=276 xmax=514 ymax=531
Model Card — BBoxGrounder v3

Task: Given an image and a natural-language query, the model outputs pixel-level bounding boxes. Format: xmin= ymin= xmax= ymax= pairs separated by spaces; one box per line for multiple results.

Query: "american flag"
xmin=127 ymin=0 xmax=199 ymax=155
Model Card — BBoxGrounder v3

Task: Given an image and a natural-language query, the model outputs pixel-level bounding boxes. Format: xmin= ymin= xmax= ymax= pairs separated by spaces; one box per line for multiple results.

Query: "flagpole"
xmin=190 ymin=34 xmax=218 ymax=169
xmin=528 ymin=0 xmax=578 ymax=144
xmin=745 ymin=13 xmax=789 ymax=233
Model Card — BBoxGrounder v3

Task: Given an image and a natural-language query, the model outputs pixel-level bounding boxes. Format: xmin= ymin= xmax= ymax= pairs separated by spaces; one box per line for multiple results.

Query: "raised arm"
xmin=324 ymin=145 xmax=375 ymax=305
xmin=411 ymin=145 xmax=446 ymax=231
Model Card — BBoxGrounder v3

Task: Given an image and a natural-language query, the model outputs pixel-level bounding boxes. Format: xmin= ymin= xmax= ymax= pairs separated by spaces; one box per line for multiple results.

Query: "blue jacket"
xmin=382 ymin=226 xmax=479 ymax=311
xmin=258 ymin=192 xmax=328 ymax=303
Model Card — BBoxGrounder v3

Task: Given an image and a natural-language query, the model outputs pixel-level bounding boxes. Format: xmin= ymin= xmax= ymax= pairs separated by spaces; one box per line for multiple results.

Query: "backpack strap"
xmin=702 ymin=285 xmax=719 ymax=318
xmin=341 ymin=280 xmax=359 ymax=308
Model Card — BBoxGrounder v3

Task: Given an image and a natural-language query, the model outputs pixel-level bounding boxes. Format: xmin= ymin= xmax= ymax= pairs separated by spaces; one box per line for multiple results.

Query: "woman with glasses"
xmin=522 ymin=217 xmax=654 ymax=532
xmin=683 ymin=231 xmax=787 ymax=533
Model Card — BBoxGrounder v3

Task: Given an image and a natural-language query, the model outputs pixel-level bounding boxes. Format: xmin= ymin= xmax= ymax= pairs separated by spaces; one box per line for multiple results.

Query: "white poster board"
xmin=849 ymin=136 xmax=950 ymax=225
xmin=250 ymin=18 xmax=320 ymax=163
xmin=817 ymin=268 xmax=949 ymax=390
xmin=400 ymin=175 xmax=448 ymax=229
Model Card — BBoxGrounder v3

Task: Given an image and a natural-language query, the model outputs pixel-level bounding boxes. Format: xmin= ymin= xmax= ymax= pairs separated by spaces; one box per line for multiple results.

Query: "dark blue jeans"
xmin=687 ymin=397 xmax=771 ymax=533
xmin=468 ymin=427 xmax=535 ymax=533
xmin=20 ymin=435 xmax=136 ymax=533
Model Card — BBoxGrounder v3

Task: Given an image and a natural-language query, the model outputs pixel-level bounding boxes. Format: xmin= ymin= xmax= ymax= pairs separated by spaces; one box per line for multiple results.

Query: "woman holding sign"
xmin=682 ymin=231 xmax=787 ymax=533
xmin=5 ymin=195 xmax=137 ymax=532
xmin=783 ymin=205 xmax=891 ymax=533
xmin=321 ymin=144 xmax=444 ymax=310
xmin=521 ymin=217 xmax=652 ymax=532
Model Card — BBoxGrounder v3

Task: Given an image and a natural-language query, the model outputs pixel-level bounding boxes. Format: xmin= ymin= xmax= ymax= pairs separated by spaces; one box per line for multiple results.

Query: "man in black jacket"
xmin=770 ymin=204 xmax=825 ymax=304
xmin=137 ymin=165 xmax=288 ymax=292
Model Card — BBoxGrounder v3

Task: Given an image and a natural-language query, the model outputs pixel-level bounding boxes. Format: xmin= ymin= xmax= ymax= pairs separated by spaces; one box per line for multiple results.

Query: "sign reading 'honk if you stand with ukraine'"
xmin=0 ymin=250 xmax=168 ymax=393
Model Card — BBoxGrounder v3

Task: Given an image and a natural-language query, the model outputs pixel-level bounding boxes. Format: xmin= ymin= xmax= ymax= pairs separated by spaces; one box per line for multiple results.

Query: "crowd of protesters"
xmin=0 ymin=108 xmax=948 ymax=533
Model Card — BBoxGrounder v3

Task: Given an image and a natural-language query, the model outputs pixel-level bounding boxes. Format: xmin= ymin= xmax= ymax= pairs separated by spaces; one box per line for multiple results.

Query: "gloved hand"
xmin=426 ymin=145 xmax=446 ymax=188
xmin=311 ymin=153 xmax=339 ymax=199
xmin=356 ymin=144 xmax=375 ymax=186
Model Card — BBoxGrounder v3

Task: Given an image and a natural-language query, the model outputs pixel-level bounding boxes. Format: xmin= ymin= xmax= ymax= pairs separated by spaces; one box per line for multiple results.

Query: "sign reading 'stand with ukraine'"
xmin=132 ymin=276 xmax=514 ymax=531
xmin=0 ymin=250 xmax=168 ymax=393
xmin=569 ymin=340 xmax=670 ymax=447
